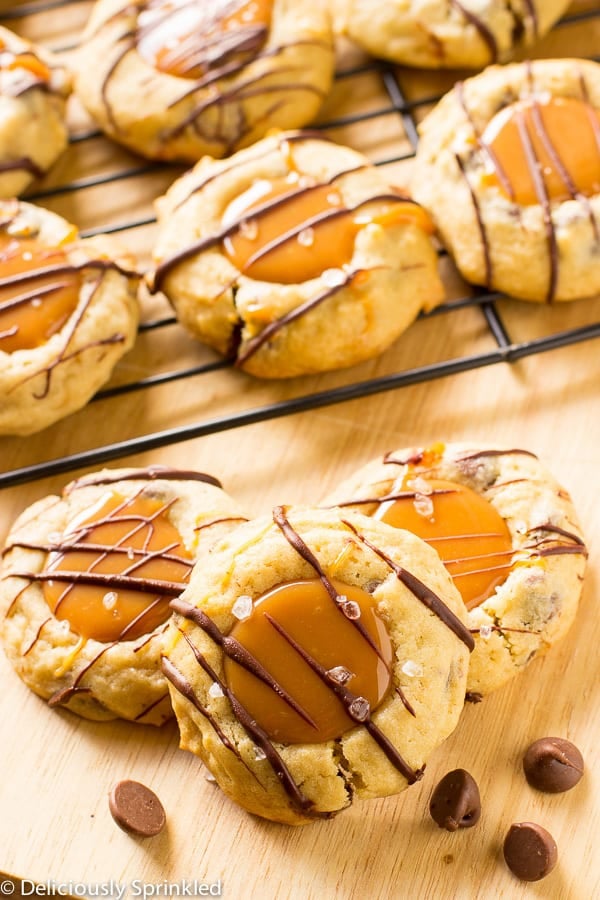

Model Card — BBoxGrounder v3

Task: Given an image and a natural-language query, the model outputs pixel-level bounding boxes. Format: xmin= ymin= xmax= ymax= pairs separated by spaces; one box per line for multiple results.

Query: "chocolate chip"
xmin=109 ymin=780 xmax=166 ymax=837
xmin=503 ymin=822 xmax=558 ymax=882
xmin=429 ymin=769 xmax=481 ymax=831
xmin=523 ymin=737 xmax=584 ymax=793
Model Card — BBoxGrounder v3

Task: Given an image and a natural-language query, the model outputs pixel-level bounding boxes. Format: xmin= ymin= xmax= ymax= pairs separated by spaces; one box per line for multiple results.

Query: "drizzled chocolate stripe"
xmin=0 ymin=281 xmax=68 ymax=317
xmin=4 ymin=540 xmax=189 ymax=568
xmin=10 ymin=569 xmax=186 ymax=595
xmin=514 ymin=108 xmax=558 ymax=303
xmin=449 ymin=0 xmax=498 ymax=62
xmin=341 ymin=519 xmax=475 ymax=652
xmin=265 ymin=613 xmax=421 ymax=784
xmin=521 ymin=0 xmax=538 ymax=37
xmin=66 ymin=466 xmax=222 ymax=491
xmin=454 ymin=152 xmax=492 ymax=287
xmin=328 ymin=488 xmax=457 ymax=510
xmin=168 ymin=626 xmax=321 ymax=813
xmin=454 ymin=81 xmax=514 ymax=200
xmin=527 ymin=523 xmax=586 ymax=547
xmin=170 ymin=596 xmax=318 ymax=728
xmin=272 ymin=506 xmax=387 ymax=660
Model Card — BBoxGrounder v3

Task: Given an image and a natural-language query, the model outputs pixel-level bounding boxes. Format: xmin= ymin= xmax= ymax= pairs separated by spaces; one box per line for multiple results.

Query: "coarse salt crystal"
xmin=322 ymin=268 xmax=346 ymax=288
xmin=327 ymin=665 xmax=353 ymax=685
xmin=413 ymin=493 xmax=434 ymax=519
xmin=341 ymin=599 xmax=361 ymax=620
xmin=239 ymin=218 xmax=258 ymax=240
xmin=208 ymin=682 xmax=224 ymax=699
xmin=401 ymin=660 xmax=423 ymax=678
xmin=326 ymin=191 xmax=342 ymax=206
xmin=232 ymin=595 xmax=253 ymax=620
xmin=349 ymin=697 xmax=370 ymax=721
xmin=479 ymin=624 xmax=493 ymax=640
xmin=254 ymin=746 xmax=267 ymax=761
xmin=127 ymin=547 xmax=136 ymax=560
xmin=407 ymin=476 xmax=433 ymax=495
xmin=204 ymin=771 xmax=216 ymax=784
xmin=102 ymin=591 xmax=118 ymax=610
xmin=297 ymin=227 xmax=314 ymax=247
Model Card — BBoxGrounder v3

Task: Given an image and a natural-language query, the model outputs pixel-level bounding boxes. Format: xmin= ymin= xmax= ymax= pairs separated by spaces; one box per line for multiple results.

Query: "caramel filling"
xmin=137 ymin=0 xmax=272 ymax=79
xmin=377 ymin=479 xmax=513 ymax=609
xmin=0 ymin=236 xmax=81 ymax=354
xmin=222 ymin=175 xmax=431 ymax=284
xmin=43 ymin=493 xmax=192 ymax=643
xmin=224 ymin=578 xmax=393 ymax=744
xmin=482 ymin=96 xmax=600 ymax=205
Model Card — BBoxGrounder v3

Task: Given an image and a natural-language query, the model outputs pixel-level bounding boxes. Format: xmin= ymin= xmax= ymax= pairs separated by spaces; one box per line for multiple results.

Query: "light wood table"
xmin=1 ymin=2 xmax=599 ymax=898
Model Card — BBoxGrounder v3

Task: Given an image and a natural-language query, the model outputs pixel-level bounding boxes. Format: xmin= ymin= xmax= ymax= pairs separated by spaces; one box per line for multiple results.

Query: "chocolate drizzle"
xmin=66 ymin=466 xmax=223 ymax=492
xmin=0 ymin=156 xmax=45 ymax=178
xmin=341 ymin=519 xmax=475 ymax=652
xmin=449 ymin=0 xmax=498 ymax=62
xmin=454 ymin=151 xmax=492 ymax=288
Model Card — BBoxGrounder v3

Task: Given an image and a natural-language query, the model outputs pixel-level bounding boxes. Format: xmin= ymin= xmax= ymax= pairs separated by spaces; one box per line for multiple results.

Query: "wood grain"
xmin=1 ymin=2 xmax=599 ymax=898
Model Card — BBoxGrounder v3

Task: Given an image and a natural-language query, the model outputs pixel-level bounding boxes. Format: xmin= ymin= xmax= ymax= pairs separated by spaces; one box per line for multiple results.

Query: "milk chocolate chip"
xmin=109 ymin=780 xmax=166 ymax=837
xmin=429 ymin=769 xmax=481 ymax=831
xmin=523 ymin=737 xmax=584 ymax=793
xmin=503 ymin=822 xmax=558 ymax=882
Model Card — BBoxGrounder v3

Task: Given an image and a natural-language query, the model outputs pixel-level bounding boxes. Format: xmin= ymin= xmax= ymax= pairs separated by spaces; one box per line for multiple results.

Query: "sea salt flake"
xmin=479 ymin=624 xmax=493 ymax=640
xmin=253 ymin=746 xmax=267 ymax=761
xmin=407 ymin=476 xmax=433 ymax=495
xmin=127 ymin=547 xmax=136 ymax=560
xmin=401 ymin=660 xmax=423 ymax=678
xmin=239 ymin=218 xmax=258 ymax=240
xmin=297 ymin=227 xmax=314 ymax=247
xmin=326 ymin=191 xmax=342 ymax=206
xmin=413 ymin=493 xmax=434 ymax=518
xmin=327 ymin=665 xmax=353 ymax=685
xmin=341 ymin=599 xmax=361 ymax=620
xmin=322 ymin=268 xmax=346 ymax=288
xmin=22 ymin=251 xmax=33 ymax=261
xmin=208 ymin=682 xmax=224 ymax=699
xmin=204 ymin=771 xmax=217 ymax=784
xmin=30 ymin=298 xmax=42 ymax=308
xmin=102 ymin=591 xmax=118 ymax=611
xmin=349 ymin=697 xmax=370 ymax=721
xmin=58 ymin=619 xmax=71 ymax=635
xmin=232 ymin=595 xmax=253 ymax=620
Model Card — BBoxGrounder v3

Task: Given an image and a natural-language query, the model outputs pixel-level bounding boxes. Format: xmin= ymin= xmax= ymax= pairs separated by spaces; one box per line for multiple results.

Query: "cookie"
xmin=0 ymin=466 xmax=248 ymax=725
xmin=323 ymin=443 xmax=587 ymax=696
xmin=162 ymin=505 xmax=473 ymax=824
xmin=331 ymin=0 xmax=571 ymax=70
xmin=411 ymin=59 xmax=600 ymax=303
xmin=73 ymin=0 xmax=334 ymax=163
xmin=0 ymin=26 xmax=71 ymax=197
xmin=0 ymin=199 xmax=140 ymax=435
xmin=150 ymin=131 xmax=444 ymax=378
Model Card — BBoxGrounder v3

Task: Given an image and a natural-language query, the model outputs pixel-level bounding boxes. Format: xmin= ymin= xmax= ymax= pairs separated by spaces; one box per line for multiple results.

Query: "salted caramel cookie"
xmin=150 ymin=131 xmax=444 ymax=378
xmin=162 ymin=505 xmax=473 ymax=824
xmin=73 ymin=0 xmax=334 ymax=163
xmin=0 ymin=26 xmax=71 ymax=197
xmin=0 ymin=200 xmax=140 ymax=435
xmin=331 ymin=0 xmax=571 ymax=70
xmin=324 ymin=443 xmax=587 ymax=696
xmin=411 ymin=59 xmax=600 ymax=303
xmin=0 ymin=466 xmax=248 ymax=725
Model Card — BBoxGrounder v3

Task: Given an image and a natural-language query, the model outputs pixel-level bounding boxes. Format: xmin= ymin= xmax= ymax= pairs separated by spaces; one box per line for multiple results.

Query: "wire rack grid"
xmin=1 ymin=0 xmax=600 ymax=490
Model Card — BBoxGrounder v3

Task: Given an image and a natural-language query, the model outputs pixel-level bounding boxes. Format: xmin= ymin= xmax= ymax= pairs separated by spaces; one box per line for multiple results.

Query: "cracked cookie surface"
xmin=150 ymin=131 xmax=444 ymax=378
xmin=0 ymin=200 xmax=140 ymax=435
xmin=411 ymin=59 xmax=600 ymax=303
xmin=331 ymin=0 xmax=571 ymax=69
xmin=0 ymin=466 xmax=247 ymax=725
xmin=162 ymin=505 xmax=471 ymax=824
xmin=0 ymin=25 xmax=71 ymax=197
xmin=323 ymin=443 xmax=587 ymax=696
xmin=74 ymin=0 xmax=334 ymax=163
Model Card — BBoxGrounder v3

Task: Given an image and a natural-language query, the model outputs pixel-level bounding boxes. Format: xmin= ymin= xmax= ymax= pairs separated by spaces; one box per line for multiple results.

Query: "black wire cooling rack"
xmin=1 ymin=0 xmax=599 ymax=490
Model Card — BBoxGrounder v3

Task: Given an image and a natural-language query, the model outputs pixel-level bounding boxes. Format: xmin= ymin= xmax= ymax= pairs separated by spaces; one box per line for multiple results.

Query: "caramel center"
xmin=137 ymin=0 xmax=272 ymax=79
xmin=224 ymin=578 xmax=393 ymax=744
xmin=0 ymin=236 xmax=81 ymax=354
xmin=482 ymin=96 xmax=600 ymax=205
xmin=377 ymin=478 xmax=513 ymax=609
xmin=43 ymin=493 xmax=192 ymax=643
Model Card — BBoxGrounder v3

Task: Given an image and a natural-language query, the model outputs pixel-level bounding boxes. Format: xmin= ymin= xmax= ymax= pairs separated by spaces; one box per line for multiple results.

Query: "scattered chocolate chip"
xmin=523 ymin=737 xmax=584 ymax=793
xmin=108 ymin=780 xmax=166 ymax=837
xmin=429 ymin=769 xmax=481 ymax=831
xmin=503 ymin=822 xmax=558 ymax=882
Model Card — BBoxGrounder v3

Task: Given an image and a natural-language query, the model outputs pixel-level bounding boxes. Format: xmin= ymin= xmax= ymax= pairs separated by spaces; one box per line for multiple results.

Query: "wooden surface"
xmin=1 ymin=2 xmax=600 ymax=898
